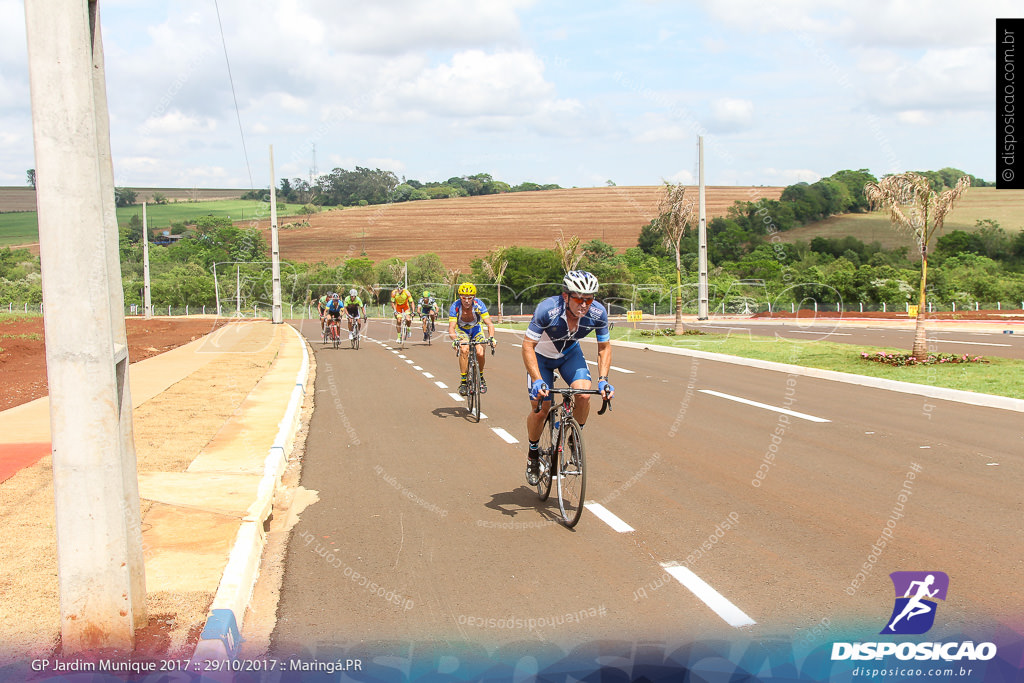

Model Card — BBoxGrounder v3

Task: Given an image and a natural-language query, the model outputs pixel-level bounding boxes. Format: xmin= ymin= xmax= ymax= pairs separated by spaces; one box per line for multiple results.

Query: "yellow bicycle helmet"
xmin=457 ymin=282 xmax=477 ymax=296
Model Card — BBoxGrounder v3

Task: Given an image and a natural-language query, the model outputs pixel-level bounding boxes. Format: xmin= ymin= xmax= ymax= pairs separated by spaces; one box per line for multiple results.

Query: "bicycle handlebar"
xmin=453 ymin=339 xmax=496 ymax=355
xmin=532 ymin=387 xmax=612 ymax=415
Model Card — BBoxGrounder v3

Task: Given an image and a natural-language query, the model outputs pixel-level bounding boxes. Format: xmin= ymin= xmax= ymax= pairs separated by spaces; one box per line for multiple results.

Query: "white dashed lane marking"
xmin=584 ymin=502 xmax=634 ymax=532
xmin=661 ymin=562 xmax=756 ymax=628
xmin=492 ymin=428 xmax=517 ymax=444
xmin=699 ymin=390 xmax=830 ymax=423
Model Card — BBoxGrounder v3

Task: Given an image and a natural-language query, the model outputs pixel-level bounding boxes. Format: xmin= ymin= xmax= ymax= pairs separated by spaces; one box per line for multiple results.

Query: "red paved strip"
xmin=0 ymin=442 xmax=50 ymax=483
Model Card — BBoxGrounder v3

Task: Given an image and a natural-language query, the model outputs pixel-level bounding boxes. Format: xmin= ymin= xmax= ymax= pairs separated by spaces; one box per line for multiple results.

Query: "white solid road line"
xmin=699 ymin=389 xmax=831 ymax=422
xmin=788 ymin=330 xmax=852 ymax=336
xmin=492 ymin=427 xmax=517 ymax=443
xmin=932 ymin=339 xmax=1010 ymax=347
xmin=585 ymin=360 xmax=635 ymax=374
xmin=584 ymin=502 xmax=634 ymax=532
xmin=660 ymin=562 xmax=756 ymax=628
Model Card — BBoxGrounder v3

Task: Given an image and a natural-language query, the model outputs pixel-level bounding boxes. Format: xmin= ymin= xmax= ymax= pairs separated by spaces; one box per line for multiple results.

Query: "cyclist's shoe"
xmin=479 ymin=376 xmax=487 ymax=394
xmin=458 ymin=379 xmax=469 ymax=396
xmin=526 ymin=454 xmax=540 ymax=486
xmin=396 ymin=336 xmax=402 ymax=343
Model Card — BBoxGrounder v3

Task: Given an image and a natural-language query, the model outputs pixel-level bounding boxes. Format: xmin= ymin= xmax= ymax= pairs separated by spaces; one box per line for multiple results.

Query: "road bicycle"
xmin=399 ymin=313 xmax=412 ymax=349
xmin=349 ymin=315 xmax=366 ymax=350
xmin=532 ymin=386 xmax=611 ymax=528
xmin=455 ymin=339 xmax=495 ymax=422
xmin=327 ymin=316 xmax=341 ymax=349
xmin=421 ymin=312 xmax=437 ymax=344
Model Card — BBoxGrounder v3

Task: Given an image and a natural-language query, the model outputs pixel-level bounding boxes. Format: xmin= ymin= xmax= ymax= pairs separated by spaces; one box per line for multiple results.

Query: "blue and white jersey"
xmin=525 ymin=295 xmax=610 ymax=359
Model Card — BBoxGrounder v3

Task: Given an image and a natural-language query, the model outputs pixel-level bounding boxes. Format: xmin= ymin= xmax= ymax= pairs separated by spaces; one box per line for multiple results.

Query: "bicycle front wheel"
xmin=535 ymin=409 xmax=555 ymax=501
xmin=468 ymin=359 xmax=481 ymax=422
xmin=556 ymin=420 xmax=586 ymax=527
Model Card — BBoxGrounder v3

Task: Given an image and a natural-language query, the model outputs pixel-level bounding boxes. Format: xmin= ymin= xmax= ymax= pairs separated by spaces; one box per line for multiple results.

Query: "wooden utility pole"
xmin=25 ymin=0 xmax=146 ymax=652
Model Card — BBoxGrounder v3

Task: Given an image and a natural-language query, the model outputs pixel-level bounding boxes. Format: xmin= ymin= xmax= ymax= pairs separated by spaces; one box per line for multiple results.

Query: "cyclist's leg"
xmin=526 ymin=356 xmax=557 ymax=442
xmin=558 ymin=345 xmax=593 ymax=426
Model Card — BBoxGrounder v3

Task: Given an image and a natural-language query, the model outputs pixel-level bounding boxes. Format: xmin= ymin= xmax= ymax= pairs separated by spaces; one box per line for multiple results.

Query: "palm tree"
xmin=481 ymin=246 xmax=509 ymax=321
xmin=554 ymin=231 xmax=583 ymax=272
xmin=864 ymin=172 xmax=970 ymax=360
xmin=658 ymin=182 xmax=696 ymax=334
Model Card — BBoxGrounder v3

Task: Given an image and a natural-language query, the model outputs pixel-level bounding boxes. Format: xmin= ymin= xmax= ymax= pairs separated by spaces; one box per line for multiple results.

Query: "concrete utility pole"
xmin=142 ymin=202 xmax=152 ymax=318
xmin=25 ymin=0 xmax=146 ymax=652
xmin=697 ymin=136 xmax=709 ymax=320
xmin=269 ymin=145 xmax=283 ymax=323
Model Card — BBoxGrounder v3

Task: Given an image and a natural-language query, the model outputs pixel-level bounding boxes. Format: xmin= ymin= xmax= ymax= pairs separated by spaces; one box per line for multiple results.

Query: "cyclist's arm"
xmin=596 ymin=340 xmax=614 ymax=397
xmin=522 ymin=338 xmax=543 ymax=383
xmin=484 ymin=314 xmax=496 ymax=340
xmin=448 ymin=317 xmax=458 ymax=341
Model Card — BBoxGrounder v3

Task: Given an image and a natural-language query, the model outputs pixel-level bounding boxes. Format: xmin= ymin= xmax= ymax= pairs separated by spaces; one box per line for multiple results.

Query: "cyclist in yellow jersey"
xmin=391 ymin=286 xmax=414 ymax=343
xmin=448 ymin=282 xmax=496 ymax=395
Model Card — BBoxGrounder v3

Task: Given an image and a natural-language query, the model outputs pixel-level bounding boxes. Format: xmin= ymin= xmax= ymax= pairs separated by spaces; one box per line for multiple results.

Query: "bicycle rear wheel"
xmin=556 ymin=420 xmax=586 ymax=527
xmin=467 ymin=357 xmax=481 ymax=422
xmin=535 ymin=409 xmax=555 ymax=501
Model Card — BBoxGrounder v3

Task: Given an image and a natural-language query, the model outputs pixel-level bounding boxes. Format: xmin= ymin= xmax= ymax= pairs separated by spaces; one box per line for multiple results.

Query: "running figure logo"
xmin=881 ymin=571 xmax=949 ymax=635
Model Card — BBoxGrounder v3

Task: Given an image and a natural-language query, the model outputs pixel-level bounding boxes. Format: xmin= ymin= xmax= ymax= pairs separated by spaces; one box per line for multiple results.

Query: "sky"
xmin=0 ymin=0 xmax=1013 ymax=190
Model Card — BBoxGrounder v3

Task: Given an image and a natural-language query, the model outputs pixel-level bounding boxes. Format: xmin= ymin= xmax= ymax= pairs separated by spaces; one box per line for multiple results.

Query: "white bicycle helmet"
xmin=562 ymin=270 xmax=599 ymax=295
xmin=349 ymin=289 xmax=357 ymax=297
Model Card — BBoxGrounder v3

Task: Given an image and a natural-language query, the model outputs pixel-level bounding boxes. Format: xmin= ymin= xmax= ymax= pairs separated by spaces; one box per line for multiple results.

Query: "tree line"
xmin=243 ymin=170 xmax=561 ymax=207
xmin=3 ymin=166 xmax=1018 ymax=314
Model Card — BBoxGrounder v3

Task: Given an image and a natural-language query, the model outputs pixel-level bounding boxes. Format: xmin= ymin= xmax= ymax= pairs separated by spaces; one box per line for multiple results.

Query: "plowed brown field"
xmin=254 ymin=185 xmax=783 ymax=270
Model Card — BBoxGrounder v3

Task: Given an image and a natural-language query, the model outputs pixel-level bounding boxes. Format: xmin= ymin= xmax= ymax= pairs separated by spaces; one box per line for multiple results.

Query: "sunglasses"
xmin=569 ymin=295 xmax=595 ymax=305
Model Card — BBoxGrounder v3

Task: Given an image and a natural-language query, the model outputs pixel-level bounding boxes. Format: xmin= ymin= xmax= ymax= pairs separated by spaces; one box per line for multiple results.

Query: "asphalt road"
xmin=267 ymin=318 xmax=1022 ymax=662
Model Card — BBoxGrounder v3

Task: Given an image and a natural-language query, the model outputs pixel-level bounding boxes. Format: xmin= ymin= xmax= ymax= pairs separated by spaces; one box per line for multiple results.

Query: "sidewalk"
xmin=0 ymin=320 xmax=310 ymax=664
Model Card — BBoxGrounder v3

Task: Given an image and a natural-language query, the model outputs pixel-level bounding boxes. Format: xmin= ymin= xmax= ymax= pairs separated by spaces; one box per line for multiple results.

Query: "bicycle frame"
xmin=532 ymin=386 xmax=610 ymax=527
xmin=455 ymin=339 xmax=494 ymax=422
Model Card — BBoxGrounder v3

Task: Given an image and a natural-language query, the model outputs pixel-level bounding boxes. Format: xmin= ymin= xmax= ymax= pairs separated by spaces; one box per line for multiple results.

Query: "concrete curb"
xmin=612 ymin=339 xmax=1024 ymax=413
xmin=190 ymin=324 xmax=311 ymax=662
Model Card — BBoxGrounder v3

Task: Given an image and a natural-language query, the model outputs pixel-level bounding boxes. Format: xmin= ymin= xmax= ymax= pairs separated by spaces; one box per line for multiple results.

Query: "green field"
xmin=0 ymin=199 xmax=310 ymax=247
xmin=775 ymin=187 xmax=1024 ymax=251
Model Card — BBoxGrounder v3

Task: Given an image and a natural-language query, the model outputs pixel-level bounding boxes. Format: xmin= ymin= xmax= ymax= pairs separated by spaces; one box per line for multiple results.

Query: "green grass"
xmin=0 ymin=199 xmax=312 ymax=246
xmin=494 ymin=321 xmax=1024 ymax=400
xmin=0 ymin=213 xmax=43 ymax=247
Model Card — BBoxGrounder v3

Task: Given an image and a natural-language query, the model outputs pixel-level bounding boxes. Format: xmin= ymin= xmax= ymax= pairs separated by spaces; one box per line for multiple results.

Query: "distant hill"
xmin=772 ymin=187 xmax=1024 ymax=252
xmin=246 ymin=185 xmax=784 ymax=270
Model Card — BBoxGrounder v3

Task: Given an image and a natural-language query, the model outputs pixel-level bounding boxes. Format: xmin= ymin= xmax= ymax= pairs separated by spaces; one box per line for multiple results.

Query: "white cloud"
xmin=387 ymin=50 xmax=555 ymax=117
xmin=709 ymin=98 xmax=754 ymax=132
xmin=760 ymin=167 xmax=821 ymax=185
xmin=897 ymin=110 xmax=931 ymax=125
xmin=868 ymin=47 xmax=991 ymax=112
xmin=140 ymin=111 xmax=218 ymax=135
xmin=664 ymin=169 xmax=696 ymax=184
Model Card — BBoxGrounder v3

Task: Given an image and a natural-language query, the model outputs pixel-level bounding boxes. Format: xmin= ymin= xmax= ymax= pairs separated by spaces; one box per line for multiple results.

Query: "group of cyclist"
xmin=316 ymin=289 xmax=367 ymax=340
xmin=316 ymin=270 xmax=615 ymax=486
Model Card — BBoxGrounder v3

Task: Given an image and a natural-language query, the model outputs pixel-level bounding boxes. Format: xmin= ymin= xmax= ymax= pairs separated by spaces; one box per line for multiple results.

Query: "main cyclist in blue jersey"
xmin=522 ymin=271 xmax=614 ymax=485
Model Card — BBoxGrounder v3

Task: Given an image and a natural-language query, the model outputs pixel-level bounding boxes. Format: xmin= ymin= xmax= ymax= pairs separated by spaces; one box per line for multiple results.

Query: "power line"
xmin=213 ymin=0 xmax=254 ymax=190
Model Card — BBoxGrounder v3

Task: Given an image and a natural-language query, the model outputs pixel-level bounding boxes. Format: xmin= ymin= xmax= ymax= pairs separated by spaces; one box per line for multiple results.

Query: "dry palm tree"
xmin=444 ymin=267 xmax=461 ymax=304
xmin=481 ymin=246 xmax=509 ymax=321
xmin=864 ymin=172 xmax=971 ymax=360
xmin=554 ymin=231 xmax=583 ymax=272
xmin=658 ymin=182 xmax=696 ymax=334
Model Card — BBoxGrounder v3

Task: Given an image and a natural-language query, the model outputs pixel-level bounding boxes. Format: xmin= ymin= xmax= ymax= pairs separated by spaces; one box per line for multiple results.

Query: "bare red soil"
xmin=0 ymin=317 xmax=229 ymax=411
